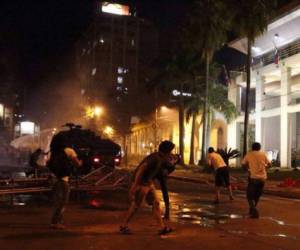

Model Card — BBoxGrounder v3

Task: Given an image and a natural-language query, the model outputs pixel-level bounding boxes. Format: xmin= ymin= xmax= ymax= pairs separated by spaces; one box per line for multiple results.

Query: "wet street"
xmin=167 ymin=179 xmax=300 ymax=247
xmin=0 ymin=179 xmax=300 ymax=250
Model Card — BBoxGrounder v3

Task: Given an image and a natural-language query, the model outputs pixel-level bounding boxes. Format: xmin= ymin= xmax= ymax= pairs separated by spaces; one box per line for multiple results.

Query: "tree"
xmin=231 ymin=0 xmax=277 ymax=155
xmin=184 ymin=0 xmax=232 ymax=163
xmin=164 ymin=51 xmax=198 ymax=163
xmin=185 ymin=68 xmax=237 ymax=165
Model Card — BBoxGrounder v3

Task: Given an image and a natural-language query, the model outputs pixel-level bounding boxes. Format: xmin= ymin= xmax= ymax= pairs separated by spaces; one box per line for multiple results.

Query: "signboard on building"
xmin=20 ymin=121 xmax=35 ymax=135
xmin=101 ymin=2 xmax=130 ymax=16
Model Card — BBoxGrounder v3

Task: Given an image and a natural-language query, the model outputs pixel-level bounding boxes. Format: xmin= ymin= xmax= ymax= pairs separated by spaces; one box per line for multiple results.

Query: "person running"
xmin=207 ymin=147 xmax=234 ymax=204
xmin=120 ymin=140 xmax=177 ymax=235
xmin=48 ymin=144 xmax=82 ymax=229
xmin=242 ymin=142 xmax=270 ymax=219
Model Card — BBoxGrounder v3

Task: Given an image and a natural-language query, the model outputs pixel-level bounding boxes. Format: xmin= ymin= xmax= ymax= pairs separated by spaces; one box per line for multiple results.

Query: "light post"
xmin=154 ymin=106 xmax=158 ymax=150
xmin=154 ymin=106 xmax=168 ymax=151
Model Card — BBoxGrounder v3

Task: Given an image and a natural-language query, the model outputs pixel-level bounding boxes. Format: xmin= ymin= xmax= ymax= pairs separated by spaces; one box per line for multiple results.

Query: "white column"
xmin=255 ymin=72 xmax=264 ymax=143
xmin=228 ymin=82 xmax=241 ymax=166
xmin=280 ymin=66 xmax=291 ymax=168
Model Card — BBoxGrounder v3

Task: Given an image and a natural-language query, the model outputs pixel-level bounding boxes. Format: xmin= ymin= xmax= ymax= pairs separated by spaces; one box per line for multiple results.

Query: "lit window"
xmin=131 ymin=39 xmax=135 ymax=46
xmin=91 ymin=68 xmax=97 ymax=76
xmin=117 ymin=76 xmax=123 ymax=84
xmin=118 ymin=67 xmax=124 ymax=74
xmin=99 ymin=38 xmax=104 ymax=44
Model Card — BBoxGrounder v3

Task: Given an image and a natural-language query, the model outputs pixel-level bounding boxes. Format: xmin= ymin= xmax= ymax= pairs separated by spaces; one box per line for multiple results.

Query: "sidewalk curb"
xmin=170 ymin=175 xmax=300 ymax=200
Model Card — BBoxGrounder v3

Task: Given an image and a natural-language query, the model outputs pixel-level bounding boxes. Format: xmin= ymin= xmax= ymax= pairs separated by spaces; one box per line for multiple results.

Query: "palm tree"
xmin=163 ymin=51 xmax=197 ymax=163
xmin=184 ymin=0 xmax=233 ymax=163
xmin=231 ymin=0 xmax=277 ymax=155
xmin=185 ymin=72 xmax=237 ymax=165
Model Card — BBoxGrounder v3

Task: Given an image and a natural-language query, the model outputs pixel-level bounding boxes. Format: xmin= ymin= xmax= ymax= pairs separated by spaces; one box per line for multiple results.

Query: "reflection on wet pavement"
xmin=228 ymin=230 xmax=300 ymax=241
xmin=165 ymin=193 xmax=245 ymax=227
xmin=262 ymin=217 xmax=300 ymax=227
xmin=164 ymin=191 xmax=300 ymax=242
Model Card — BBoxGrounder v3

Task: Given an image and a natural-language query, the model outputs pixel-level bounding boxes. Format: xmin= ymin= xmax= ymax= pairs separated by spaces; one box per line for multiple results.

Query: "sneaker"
xmin=120 ymin=226 xmax=132 ymax=235
xmin=158 ymin=227 xmax=173 ymax=235
xmin=50 ymin=223 xmax=65 ymax=230
xmin=249 ymin=208 xmax=259 ymax=219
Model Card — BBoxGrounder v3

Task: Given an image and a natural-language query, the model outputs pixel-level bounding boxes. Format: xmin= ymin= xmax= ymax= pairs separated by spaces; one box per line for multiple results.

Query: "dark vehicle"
xmin=49 ymin=123 xmax=121 ymax=175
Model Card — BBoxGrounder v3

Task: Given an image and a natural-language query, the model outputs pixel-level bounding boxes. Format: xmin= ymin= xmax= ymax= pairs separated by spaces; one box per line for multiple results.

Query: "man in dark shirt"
xmin=120 ymin=140 xmax=177 ymax=235
xmin=155 ymin=158 xmax=177 ymax=219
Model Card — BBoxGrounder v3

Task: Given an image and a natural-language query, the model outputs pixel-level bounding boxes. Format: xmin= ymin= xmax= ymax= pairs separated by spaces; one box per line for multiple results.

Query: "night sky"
xmin=0 ymin=0 xmax=192 ymax=89
xmin=0 ymin=0 xmax=294 ymax=89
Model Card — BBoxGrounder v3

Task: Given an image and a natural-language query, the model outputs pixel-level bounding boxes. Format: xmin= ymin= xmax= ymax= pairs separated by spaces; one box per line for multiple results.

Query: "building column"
xmin=280 ymin=66 xmax=291 ymax=168
xmin=227 ymin=82 xmax=241 ymax=165
xmin=255 ymin=72 xmax=265 ymax=143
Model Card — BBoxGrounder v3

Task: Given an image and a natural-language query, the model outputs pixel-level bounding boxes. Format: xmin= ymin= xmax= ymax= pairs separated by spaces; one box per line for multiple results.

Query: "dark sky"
xmin=0 ymin=0 xmax=94 ymax=87
xmin=0 ymin=0 xmax=191 ymax=89
xmin=0 ymin=0 xmax=294 ymax=89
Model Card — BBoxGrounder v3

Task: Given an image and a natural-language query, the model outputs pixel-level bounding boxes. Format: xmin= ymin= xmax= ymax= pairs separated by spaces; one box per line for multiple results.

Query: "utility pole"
xmin=154 ymin=88 xmax=158 ymax=151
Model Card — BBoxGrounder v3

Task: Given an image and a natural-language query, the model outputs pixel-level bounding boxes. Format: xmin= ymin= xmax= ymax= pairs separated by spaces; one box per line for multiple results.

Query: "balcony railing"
xmin=253 ymin=38 xmax=300 ymax=69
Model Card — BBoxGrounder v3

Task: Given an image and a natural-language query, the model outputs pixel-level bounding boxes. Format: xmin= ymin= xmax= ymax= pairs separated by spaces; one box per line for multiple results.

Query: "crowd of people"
xmin=46 ymin=139 xmax=270 ymax=235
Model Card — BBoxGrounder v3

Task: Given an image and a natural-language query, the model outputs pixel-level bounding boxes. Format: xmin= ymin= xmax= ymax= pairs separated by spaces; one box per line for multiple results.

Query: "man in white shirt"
xmin=242 ymin=142 xmax=270 ymax=218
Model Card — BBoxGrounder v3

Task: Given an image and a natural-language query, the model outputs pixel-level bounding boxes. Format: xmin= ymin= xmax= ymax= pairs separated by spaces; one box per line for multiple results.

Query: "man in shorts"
xmin=207 ymin=147 xmax=233 ymax=204
xmin=120 ymin=140 xmax=177 ymax=235
xmin=242 ymin=142 xmax=270 ymax=218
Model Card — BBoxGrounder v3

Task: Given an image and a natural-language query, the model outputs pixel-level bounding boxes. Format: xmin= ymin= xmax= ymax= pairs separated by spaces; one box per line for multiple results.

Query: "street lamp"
xmin=85 ymin=105 xmax=104 ymax=119
xmin=154 ymin=105 xmax=169 ymax=150
xmin=103 ymin=125 xmax=114 ymax=137
xmin=94 ymin=106 xmax=103 ymax=118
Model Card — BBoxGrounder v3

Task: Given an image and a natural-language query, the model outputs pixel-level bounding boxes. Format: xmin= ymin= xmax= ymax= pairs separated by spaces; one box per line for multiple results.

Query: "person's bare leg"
xmin=228 ymin=185 xmax=234 ymax=200
xmin=152 ymin=200 xmax=165 ymax=229
xmin=214 ymin=187 xmax=220 ymax=203
xmin=122 ymin=202 xmax=139 ymax=227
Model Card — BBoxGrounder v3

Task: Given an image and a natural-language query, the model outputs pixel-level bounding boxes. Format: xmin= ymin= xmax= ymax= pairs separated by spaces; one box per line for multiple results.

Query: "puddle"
xmin=262 ymin=217 xmax=300 ymax=227
xmin=169 ymin=200 xmax=244 ymax=228
xmin=228 ymin=230 xmax=300 ymax=241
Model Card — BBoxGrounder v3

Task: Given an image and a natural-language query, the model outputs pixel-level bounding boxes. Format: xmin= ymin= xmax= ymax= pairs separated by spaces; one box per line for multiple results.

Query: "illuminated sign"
xmin=20 ymin=121 xmax=35 ymax=135
xmin=172 ymin=89 xmax=192 ymax=97
xmin=102 ymin=2 xmax=130 ymax=16
xmin=0 ymin=104 xmax=3 ymax=119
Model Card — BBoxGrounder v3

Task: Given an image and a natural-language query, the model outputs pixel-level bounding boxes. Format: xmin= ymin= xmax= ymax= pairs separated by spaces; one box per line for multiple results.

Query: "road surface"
xmin=0 ymin=179 xmax=299 ymax=250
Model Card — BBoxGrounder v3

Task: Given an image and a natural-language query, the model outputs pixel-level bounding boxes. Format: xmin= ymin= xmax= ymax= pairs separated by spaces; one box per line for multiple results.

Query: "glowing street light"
xmin=85 ymin=105 xmax=104 ymax=119
xmin=103 ymin=126 xmax=114 ymax=137
xmin=94 ymin=106 xmax=103 ymax=117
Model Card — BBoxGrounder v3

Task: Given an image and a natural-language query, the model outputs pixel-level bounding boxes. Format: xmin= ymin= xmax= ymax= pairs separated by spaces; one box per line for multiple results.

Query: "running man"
xmin=207 ymin=147 xmax=234 ymax=204
xmin=242 ymin=142 xmax=270 ymax=218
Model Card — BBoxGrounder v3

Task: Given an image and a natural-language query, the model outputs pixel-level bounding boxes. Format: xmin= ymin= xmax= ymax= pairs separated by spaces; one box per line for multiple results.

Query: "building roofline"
xmin=228 ymin=1 xmax=300 ymax=47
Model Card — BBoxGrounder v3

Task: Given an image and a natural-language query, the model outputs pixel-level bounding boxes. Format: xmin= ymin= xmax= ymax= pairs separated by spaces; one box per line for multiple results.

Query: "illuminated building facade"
xmin=229 ymin=4 xmax=300 ymax=167
xmin=75 ymin=1 xmax=158 ymax=133
xmin=125 ymin=107 xmax=227 ymax=164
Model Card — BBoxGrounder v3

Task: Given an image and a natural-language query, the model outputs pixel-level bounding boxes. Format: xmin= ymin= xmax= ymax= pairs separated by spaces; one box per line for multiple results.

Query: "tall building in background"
xmin=75 ymin=1 xmax=158 ymax=134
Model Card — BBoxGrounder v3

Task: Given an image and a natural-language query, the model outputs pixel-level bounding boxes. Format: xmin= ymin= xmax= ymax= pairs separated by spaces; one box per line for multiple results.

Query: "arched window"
xmin=217 ymin=127 xmax=224 ymax=149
